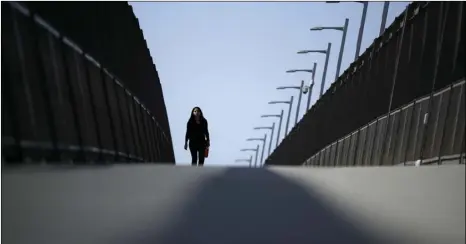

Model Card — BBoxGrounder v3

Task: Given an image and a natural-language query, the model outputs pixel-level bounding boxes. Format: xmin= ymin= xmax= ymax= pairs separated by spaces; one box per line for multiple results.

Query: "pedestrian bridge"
xmin=3 ymin=164 xmax=464 ymax=244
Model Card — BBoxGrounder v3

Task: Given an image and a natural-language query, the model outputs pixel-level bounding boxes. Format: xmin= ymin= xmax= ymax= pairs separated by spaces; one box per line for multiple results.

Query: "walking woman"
xmin=184 ymin=107 xmax=210 ymax=166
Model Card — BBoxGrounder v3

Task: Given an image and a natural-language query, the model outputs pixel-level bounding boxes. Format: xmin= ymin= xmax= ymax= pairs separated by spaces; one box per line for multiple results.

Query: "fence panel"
xmin=2 ymin=2 xmax=173 ymax=164
xmin=355 ymin=126 xmax=367 ymax=166
xmin=451 ymin=83 xmax=465 ymax=154
xmin=303 ymin=80 xmax=465 ymax=167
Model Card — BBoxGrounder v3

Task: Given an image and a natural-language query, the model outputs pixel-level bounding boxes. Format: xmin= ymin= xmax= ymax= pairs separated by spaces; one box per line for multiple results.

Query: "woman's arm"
xmin=204 ymin=120 xmax=210 ymax=143
xmin=185 ymin=122 xmax=190 ymax=144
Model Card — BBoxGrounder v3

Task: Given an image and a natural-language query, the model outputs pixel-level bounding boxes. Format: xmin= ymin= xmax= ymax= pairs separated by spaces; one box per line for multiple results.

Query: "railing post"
xmin=60 ymin=36 xmax=84 ymax=162
xmin=100 ymin=67 xmax=118 ymax=162
xmin=28 ymin=11 xmax=60 ymax=162
xmin=82 ymin=53 xmax=103 ymax=162
xmin=113 ymin=79 xmax=130 ymax=161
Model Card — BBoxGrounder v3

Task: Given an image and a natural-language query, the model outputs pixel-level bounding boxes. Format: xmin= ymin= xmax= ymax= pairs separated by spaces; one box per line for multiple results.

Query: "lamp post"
xmin=286 ymin=63 xmax=317 ymax=111
xmin=254 ymin=123 xmax=275 ymax=156
xmin=247 ymin=134 xmax=267 ymax=167
xmin=277 ymin=80 xmax=305 ymax=126
xmin=269 ymin=96 xmax=294 ymax=138
xmin=380 ymin=2 xmax=390 ymax=35
xmin=235 ymin=155 xmax=253 ymax=167
xmin=261 ymin=110 xmax=284 ymax=148
xmin=326 ymin=1 xmax=368 ymax=60
xmin=240 ymin=146 xmax=259 ymax=168
xmin=297 ymin=42 xmax=331 ymax=98
xmin=310 ymin=18 xmax=349 ymax=81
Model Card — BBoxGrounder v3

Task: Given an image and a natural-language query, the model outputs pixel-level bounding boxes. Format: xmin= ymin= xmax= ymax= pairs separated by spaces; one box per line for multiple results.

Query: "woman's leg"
xmin=198 ymin=143 xmax=206 ymax=166
xmin=189 ymin=143 xmax=198 ymax=166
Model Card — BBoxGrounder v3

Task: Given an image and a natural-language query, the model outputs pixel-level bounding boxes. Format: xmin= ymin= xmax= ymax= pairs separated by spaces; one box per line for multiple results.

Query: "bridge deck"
xmin=2 ymin=165 xmax=465 ymax=244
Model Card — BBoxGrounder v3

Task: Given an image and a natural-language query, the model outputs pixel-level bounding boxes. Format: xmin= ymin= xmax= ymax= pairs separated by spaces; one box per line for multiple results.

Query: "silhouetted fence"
xmin=265 ymin=1 xmax=465 ymax=166
xmin=1 ymin=2 xmax=172 ymax=164
xmin=304 ymin=79 xmax=465 ymax=167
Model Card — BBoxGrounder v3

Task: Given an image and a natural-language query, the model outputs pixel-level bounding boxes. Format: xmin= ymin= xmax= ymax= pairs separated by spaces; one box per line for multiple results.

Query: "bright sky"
xmin=130 ymin=1 xmax=410 ymax=166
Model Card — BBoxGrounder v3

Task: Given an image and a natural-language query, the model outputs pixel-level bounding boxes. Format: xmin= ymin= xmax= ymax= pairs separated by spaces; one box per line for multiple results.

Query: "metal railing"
xmin=1 ymin=2 xmax=172 ymax=164
xmin=303 ymin=79 xmax=465 ymax=167
xmin=265 ymin=2 xmax=465 ymax=166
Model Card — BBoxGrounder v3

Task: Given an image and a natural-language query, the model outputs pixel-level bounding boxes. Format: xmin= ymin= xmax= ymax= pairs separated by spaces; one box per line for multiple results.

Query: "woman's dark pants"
xmin=189 ymin=141 xmax=206 ymax=166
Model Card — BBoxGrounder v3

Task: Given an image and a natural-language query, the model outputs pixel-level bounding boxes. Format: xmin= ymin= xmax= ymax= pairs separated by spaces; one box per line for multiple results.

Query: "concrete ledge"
xmin=2 ymin=165 xmax=464 ymax=244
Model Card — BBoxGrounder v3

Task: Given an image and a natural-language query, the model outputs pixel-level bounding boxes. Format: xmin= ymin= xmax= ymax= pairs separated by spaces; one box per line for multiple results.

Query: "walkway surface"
xmin=2 ymin=164 xmax=465 ymax=244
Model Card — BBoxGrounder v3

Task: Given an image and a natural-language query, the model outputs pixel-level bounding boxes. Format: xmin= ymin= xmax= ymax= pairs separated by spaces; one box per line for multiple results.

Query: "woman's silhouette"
xmin=184 ymin=107 xmax=210 ymax=166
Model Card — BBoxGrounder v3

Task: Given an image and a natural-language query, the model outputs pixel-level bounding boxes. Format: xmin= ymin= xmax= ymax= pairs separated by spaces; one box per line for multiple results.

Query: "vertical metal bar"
xmin=140 ymin=106 xmax=151 ymax=162
xmin=351 ymin=130 xmax=361 ymax=166
xmin=149 ymin=116 xmax=159 ymax=162
xmin=379 ymin=6 xmax=410 ymax=165
xmin=380 ymin=2 xmax=390 ymax=36
xmin=389 ymin=108 xmax=404 ymax=165
xmin=100 ymin=67 xmax=118 ymax=161
xmin=368 ymin=118 xmax=380 ymax=166
xmin=150 ymin=118 xmax=160 ymax=162
xmin=142 ymin=108 xmax=151 ymax=162
xmin=403 ymin=101 xmax=417 ymax=165
xmin=460 ymin=133 xmax=465 ymax=164
xmin=132 ymin=99 xmax=145 ymax=161
xmin=437 ymin=85 xmax=454 ymax=165
xmin=450 ymin=85 xmax=464 ymax=154
xmin=335 ymin=18 xmax=349 ymax=81
xmin=295 ymin=80 xmax=304 ymax=126
xmin=268 ymin=123 xmax=275 ymax=156
xmin=125 ymin=92 xmax=138 ymax=162
xmin=276 ymin=110 xmax=284 ymax=147
xmin=306 ymin=62 xmax=317 ymax=111
xmin=143 ymin=112 xmax=153 ymax=162
xmin=29 ymin=13 xmax=60 ymax=162
xmin=59 ymin=37 xmax=84 ymax=162
xmin=420 ymin=2 xmax=449 ymax=164
xmin=451 ymin=1 xmax=463 ymax=73
xmin=355 ymin=2 xmax=368 ymax=60
xmin=260 ymin=134 xmax=267 ymax=166
xmin=114 ymin=80 xmax=130 ymax=160
xmin=284 ymin=96 xmax=294 ymax=137
xmin=359 ymin=126 xmax=369 ymax=166
xmin=320 ymin=43 xmax=331 ymax=98
xmin=332 ymin=140 xmax=340 ymax=167
xmin=82 ymin=53 xmax=103 ymax=161
xmin=254 ymin=145 xmax=259 ymax=168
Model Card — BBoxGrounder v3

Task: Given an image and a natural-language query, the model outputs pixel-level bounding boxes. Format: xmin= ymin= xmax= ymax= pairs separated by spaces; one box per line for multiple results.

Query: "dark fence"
xmin=18 ymin=2 xmax=175 ymax=161
xmin=304 ymin=79 xmax=465 ymax=167
xmin=265 ymin=1 xmax=465 ymax=166
xmin=1 ymin=2 xmax=173 ymax=164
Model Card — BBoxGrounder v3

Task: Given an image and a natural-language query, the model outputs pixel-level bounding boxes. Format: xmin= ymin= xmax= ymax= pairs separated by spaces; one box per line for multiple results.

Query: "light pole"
xmin=286 ymin=63 xmax=317 ymax=111
xmin=277 ymin=80 xmax=305 ymax=126
xmin=297 ymin=42 xmax=332 ymax=98
xmin=240 ymin=146 xmax=259 ymax=168
xmin=326 ymin=2 xmax=368 ymax=60
xmin=380 ymin=2 xmax=390 ymax=35
xmin=247 ymin=134 xmax=267 ymax=167
xmin=261 ymin=110 xmax=284 ymax=148
xmin=269 ymin=96 xmax=294 ymax=138
xmin=235 ymin=155 xmax=253 ymax=167
xmin=310 ymin=18 xmax=349 ymax=81
xmin=254 ymin=123 xmax=275 ymax=156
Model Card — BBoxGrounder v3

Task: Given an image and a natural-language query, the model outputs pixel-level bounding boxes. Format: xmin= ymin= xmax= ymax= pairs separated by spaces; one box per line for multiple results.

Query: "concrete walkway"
xmin=2 ymin=164 xmax=464 ymax=244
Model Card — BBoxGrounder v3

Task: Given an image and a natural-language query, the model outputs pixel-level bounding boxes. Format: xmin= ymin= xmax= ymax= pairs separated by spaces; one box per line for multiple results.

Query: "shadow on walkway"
xmin=123 ymin=168 xmax=384 ymax=244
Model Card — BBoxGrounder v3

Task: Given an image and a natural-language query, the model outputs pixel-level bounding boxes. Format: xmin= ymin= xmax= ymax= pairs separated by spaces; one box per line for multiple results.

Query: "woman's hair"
xmin=188 ymin=106 xmax=206 ymax=123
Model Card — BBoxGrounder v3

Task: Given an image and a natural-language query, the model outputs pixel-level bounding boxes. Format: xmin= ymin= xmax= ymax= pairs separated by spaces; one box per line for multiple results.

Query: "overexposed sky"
xmin=130 ymin=1 xmax=409 ymax=166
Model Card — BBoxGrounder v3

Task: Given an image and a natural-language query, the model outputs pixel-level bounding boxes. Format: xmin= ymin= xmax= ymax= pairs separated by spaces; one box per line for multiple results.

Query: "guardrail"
xmin=304 ymin=79 xmax=465 ymax=167
xmin=1 ymin=2 xmax=172 ymax=164
xmin=265 ymin=1 xmax=465 ymax=166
